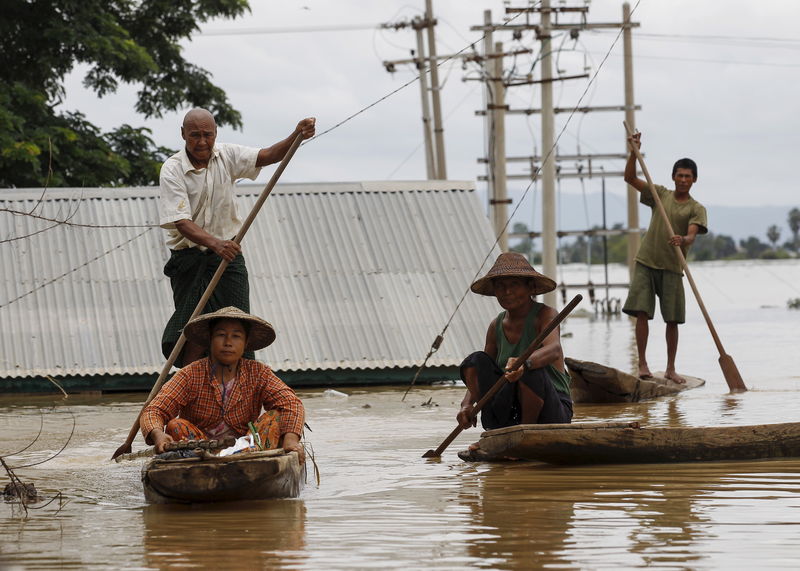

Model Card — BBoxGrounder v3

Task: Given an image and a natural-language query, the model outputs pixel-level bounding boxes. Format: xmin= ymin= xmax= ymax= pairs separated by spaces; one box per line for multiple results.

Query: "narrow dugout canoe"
xmin=459 ymin=421 xmax=800 ymax=464
xmin=566 ymin=357 xmax=704 ymax=403
xmin=142 ymin=448 xmax=302 ymax=504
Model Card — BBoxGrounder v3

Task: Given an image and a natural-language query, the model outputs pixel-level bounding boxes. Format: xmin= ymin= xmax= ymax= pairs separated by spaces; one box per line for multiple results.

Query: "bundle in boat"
xmin=114 ymin=437 xmax=236 ymax=462
xmin=566 ymin=357 xmax=704 ymax=403
xmin=142 ymin=448 xmax=303 ymax=504
xmin=459 ymin=421 xmax=800 ymax=465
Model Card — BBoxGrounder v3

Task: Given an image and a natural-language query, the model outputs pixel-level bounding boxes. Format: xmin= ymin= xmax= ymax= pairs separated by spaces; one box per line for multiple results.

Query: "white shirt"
xmin=158 ymin=143 xmax=262 ymax=250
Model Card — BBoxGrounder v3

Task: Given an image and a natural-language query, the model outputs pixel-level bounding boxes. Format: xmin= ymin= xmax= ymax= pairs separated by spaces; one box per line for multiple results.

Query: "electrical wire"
xmin=595 ymin=30 xmax=800 ymax=49
xmin=583 ymin=49 xmax=800 ymax=69
xmin=0 ymin=228 xmax=154 ymax=309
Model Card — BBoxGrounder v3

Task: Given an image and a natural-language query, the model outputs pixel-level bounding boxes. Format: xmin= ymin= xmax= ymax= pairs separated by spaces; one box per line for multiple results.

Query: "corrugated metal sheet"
xmin=0 ymin=181 xmax=501 ymax=380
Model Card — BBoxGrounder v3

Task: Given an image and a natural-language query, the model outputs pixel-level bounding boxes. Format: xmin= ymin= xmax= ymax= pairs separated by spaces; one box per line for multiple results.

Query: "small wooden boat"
xmin=566 ymin=357 xmax=704 ymax=403
xmin=142 ymin=448 xmax=303 ymax=504
xmin=458 ymin=421 xmax=800 ymax=465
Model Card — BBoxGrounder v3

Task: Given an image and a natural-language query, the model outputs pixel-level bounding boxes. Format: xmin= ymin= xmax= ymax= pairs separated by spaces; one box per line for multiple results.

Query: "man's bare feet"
xmin=638 ymin=364 xmax=653 ymax=380
xmin=664 ymin=370 xmax=686 ymax=384
xmin=468 ymin=441 xmax=481 ymax=451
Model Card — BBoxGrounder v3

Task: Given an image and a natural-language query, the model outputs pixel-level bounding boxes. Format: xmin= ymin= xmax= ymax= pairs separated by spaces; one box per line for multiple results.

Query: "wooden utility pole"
xmin=540 ymin=0 xmax=558 ymax=307
xmin=623 ymin=1 xmax=639 ymax=278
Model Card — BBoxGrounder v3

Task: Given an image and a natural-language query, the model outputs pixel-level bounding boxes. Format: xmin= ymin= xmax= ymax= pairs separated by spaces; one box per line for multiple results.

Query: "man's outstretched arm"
xmin=256 ymin=117 xmax=316 ymax=167
xmin=624 ymin=131 xmax=648 ymax=192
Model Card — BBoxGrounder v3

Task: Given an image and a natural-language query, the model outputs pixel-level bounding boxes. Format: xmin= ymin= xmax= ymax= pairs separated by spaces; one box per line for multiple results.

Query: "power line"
xmin=198 ymin=23 xmax=379 ymax=36
xmin=586 ymin=50 xmax=800 ymax=69
xmin=0 ymin=228 xmax=154 ymax=309
xmin=628 ymin=31 xmax=800 ymax=46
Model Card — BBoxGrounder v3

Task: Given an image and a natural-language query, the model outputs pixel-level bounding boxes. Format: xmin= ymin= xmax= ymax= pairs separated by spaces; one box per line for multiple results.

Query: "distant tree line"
xmin=511 ymin=207 xmax=800 ymax=263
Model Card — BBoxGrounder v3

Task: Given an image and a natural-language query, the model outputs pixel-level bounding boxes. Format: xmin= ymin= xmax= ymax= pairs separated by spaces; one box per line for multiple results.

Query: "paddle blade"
xmin=111 ymin=443 xmax=132 ymax=460
xmin=719 ymin=353 xmax=747 ymax=392
xmin=422 ymin=449 xmax=439 ymax=458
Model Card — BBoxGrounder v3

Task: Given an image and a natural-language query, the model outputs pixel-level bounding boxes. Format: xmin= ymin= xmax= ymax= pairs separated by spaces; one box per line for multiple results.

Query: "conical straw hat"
xmin=183 ymin=306 xmax=276 ymax=351
xmin=471 ymin=252 xmax=557 ymax=296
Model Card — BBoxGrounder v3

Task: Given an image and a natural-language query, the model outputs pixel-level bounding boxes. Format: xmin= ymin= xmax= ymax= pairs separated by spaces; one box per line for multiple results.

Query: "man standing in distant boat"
xmin=622 ymin=131 xmax=708 ymax=383
xmin=456 ymin=253 xmax=573 ymax=458
xmin=158 ymin=108 xmax=315 ymax=366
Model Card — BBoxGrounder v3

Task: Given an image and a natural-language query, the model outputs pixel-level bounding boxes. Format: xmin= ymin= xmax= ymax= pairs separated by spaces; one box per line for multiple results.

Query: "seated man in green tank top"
xmin=456 ymin=253 xmax=572 ymax=442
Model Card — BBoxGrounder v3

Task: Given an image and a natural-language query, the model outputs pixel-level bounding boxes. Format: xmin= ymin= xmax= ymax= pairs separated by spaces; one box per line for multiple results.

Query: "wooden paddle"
xmin=111 ymin=134 xmax=304 ymax=460
xmin=623 ymin=122 xmax=746 ymax=392
xmin=422 ymin=294 xmax=583 ymax=459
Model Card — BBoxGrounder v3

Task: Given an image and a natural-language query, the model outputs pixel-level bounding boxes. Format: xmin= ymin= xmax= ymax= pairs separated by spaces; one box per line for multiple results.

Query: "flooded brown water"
xmin=2 ymin=260 xmax=800 ymax=569
xmin=3 ymin=382 xmax=800 ymax=570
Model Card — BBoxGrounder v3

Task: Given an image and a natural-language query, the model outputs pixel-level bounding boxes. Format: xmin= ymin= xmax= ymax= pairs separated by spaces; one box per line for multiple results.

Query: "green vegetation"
xmin=1 ymin=0 xmax=250 ymax=188
xmin=512 ymin=208 xmax=800 ymax=263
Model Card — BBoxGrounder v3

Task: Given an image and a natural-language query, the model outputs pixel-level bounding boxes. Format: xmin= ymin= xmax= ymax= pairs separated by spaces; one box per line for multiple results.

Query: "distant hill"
xmin=515 ymin=191 xmax=797 ymax=243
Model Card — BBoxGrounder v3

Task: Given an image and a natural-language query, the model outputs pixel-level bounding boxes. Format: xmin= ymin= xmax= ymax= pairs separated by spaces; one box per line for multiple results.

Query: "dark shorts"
xmin=161 ymin=247 xmax=254 ymax=362
xmin=460 ymin=351 xmax=573 ymax=430
xmin=622 ymin=262 xmax=685 ymax=323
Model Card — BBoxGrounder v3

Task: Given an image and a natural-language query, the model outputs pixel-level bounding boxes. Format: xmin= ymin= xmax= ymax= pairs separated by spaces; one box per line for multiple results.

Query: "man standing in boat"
xmin=141 ymin=306 xmax=306 ymax=463
xmin=622 ymin=131 xmax=708 ymax=383
xmin=456 ymin=253 xmax=573 ymax=445
xmin=158 ymin=108 xmax=316 ymax=366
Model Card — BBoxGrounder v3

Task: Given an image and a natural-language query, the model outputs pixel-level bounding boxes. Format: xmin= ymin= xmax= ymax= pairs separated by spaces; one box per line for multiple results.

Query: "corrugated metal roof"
xmin=0 ymin=181 xmax=501 ymax=380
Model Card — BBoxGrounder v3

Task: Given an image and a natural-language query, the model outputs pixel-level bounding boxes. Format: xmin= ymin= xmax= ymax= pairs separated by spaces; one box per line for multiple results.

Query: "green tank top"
xmin=494 ymin=303 xmax=571 ymax=397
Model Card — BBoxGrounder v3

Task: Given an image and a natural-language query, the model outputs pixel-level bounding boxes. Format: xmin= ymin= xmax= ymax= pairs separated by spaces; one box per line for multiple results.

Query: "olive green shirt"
xmin=636 ymin=184 xmax=708 ymax=275
xmin=494 ymin=303 xmax=571 ymax=397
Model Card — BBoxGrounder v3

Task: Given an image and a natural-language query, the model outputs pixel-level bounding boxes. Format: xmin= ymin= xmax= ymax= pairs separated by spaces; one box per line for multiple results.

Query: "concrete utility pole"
xmin=491 ymin=40 xmax=509 ymax=251
xmin=623 ymin=1 xmax=640 ymax=279
xmin=414 ymin=18 xmax=436 ymax=179
xmin=425 ymin=0 xmax=447 ymax=179
xmin=472 ymin=3 xmax=640 ymax=305
xmin=380 ymin=5 xmax=447 ymax=180
xmin=540 ymin=0 xmax=557 ymax=307
xmin=482 ymin=10 xmax=509 ymax=251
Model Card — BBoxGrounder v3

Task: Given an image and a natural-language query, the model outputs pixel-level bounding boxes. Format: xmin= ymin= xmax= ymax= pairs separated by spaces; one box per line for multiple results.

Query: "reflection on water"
xmin=2 ymin=260 xmax=800 ymax=569
xmin=460 ymin=460 xmax=800 ymax=569
xmin=142 ymin=500 xmax=306 ymax=569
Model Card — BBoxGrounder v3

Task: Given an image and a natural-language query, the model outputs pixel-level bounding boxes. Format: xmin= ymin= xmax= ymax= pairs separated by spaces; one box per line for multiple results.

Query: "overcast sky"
xmin=61 ymin=0 xmax=800 ymax=236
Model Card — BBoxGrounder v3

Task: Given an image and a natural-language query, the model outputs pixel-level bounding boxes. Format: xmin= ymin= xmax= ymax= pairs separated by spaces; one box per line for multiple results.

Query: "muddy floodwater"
xmin=2 ymin=260 xmax=800 ymax=569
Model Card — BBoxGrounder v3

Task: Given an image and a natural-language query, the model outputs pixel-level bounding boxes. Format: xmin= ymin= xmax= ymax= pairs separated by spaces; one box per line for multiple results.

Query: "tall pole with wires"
xmin=492 ymin=40 xmax=509 ymax=251
xmin=414 ymin=17 xmax=437 ymax=179
xmin=540 ymin=0 xmax=558 ymax=307
xmin=426 ymin=0 xmax=447 ymax=179
xmin=483 ymin=10 xmax=496 ymax=243
xmin=623 ymin=1 xmax=640 ymax=279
